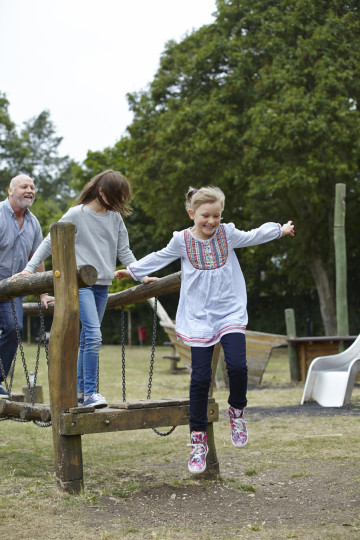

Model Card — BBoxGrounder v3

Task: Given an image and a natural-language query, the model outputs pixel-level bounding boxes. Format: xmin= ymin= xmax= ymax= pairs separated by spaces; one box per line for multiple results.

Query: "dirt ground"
xmin=73 ymin=402 xmax=360 ymax=539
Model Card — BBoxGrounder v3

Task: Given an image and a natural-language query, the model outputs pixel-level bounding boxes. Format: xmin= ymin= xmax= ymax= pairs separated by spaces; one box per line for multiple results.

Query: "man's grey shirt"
xmin=0 ymin=198 xmax=43 ymax=280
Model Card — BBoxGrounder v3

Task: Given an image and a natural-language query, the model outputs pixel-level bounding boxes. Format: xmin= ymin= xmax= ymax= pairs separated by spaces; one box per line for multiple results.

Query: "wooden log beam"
xmin=22 ymin=270 xmax=181 ymax=315
xmin=106 ymin=271 xmax=181 ymax=309
xmin=60 ymin=398 xmax=218 ymax=436
xmin=0 ymin=399 xmax=51 ymax=422
xmin=23 ymin=302 xmax=54 ymax=316
xmin=0 ymin=265 xmax=97 ymax=302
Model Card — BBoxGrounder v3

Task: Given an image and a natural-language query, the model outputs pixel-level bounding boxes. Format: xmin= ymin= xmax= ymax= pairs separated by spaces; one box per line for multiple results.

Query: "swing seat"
xmin=301 ymin=334 xmax=360 ymax=407
xmin=60 ymin=397 xmax=219 ymax=436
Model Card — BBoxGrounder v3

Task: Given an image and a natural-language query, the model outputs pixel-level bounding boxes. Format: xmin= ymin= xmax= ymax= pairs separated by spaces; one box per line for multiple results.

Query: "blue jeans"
xmin=77 ymin=285 xmax=108 ymax=396
xmin=189 ymin=332 xmax=248 ymax=432
xmin=0 ymin=297 xmax=23 ymax=382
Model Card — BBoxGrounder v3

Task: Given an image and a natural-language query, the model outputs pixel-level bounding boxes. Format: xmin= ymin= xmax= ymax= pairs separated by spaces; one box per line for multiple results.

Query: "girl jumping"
xmin=115 ymin=186 xmax=295 ymax=473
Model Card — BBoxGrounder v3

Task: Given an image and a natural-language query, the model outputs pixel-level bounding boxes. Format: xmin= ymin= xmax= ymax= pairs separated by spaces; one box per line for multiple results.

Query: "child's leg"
xmin=77 ymin=328 xmax=85 ymax=401
xmin=221 ymin=332 xmax=248 ymax=447
xmin=78 ymin=286 xmax=108 ymax=404
xmin=220 ymin=332 xmax=247 ymax=410
xmin=189 ymin=344 xmax=214 ymax=432
xmin=188 ymin=345 xmax=213 ymax=473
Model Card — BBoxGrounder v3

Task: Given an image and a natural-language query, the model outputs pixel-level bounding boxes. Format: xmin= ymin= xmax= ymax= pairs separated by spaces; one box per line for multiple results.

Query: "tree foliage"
xmin=0 ymin=94 xmax=76 ymax=210
xmin=17 ymin=0 xmax=357 ymax=336
xmin=118 ymin=0 xmax=360 ymax=335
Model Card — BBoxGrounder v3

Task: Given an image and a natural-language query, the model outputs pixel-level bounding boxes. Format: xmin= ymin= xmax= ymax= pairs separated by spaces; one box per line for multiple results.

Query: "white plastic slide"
xmin=301 ymin=334 xmax=360 ymax=407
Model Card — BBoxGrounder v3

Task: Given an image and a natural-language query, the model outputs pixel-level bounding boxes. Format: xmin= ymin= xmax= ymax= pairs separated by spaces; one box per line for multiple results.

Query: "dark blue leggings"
xmin=0 ymin=297 xmax=23 ymax=383
xmin=189 ymin=332 xmax=247 ymax=432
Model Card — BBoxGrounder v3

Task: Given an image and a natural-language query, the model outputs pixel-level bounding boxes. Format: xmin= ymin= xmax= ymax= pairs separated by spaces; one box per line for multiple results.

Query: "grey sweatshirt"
xmin=25 ymin=205 xmax=136 ymax=285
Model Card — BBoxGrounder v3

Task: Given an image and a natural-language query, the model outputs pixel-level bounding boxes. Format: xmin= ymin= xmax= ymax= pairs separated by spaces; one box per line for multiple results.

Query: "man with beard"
xmin=0 ymin=175 xmax=50 ymax=397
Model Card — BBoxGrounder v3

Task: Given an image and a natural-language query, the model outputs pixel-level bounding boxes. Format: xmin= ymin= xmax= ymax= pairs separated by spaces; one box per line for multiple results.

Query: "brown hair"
xmin=77 ymin=170 xmax=133 ymax=216
xmin=185 ymin=186 xmax=225 ymax=212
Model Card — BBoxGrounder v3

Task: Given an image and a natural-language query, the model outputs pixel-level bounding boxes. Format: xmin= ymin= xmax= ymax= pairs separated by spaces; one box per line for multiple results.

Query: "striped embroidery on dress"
xmin=185 ymin=225 xmax=228 ymax=270
xmin=176 ymin=324 xmax=246 ymax=344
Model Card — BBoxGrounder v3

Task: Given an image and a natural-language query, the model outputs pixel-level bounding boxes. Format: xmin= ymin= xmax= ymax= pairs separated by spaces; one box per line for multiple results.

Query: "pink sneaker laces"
xmin=187 ymin=431 xmax=208 ymax=473
xmin=228 ymin=406 xmax=248 ymax=447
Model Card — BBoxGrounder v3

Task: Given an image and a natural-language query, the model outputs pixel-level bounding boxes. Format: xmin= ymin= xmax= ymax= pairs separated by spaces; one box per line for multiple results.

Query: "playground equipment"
xmin=301 ymin=334 xmax=360 ymax=407
xmin=0 ymin=295 xmax=49 ymax=424
xmin=0 ymin=222 xmax=220 ymax=493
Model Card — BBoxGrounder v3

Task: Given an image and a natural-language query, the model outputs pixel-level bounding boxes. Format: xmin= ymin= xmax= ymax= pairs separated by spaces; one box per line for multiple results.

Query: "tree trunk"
xmin=307 ymin=252 xmax=337 ymax=336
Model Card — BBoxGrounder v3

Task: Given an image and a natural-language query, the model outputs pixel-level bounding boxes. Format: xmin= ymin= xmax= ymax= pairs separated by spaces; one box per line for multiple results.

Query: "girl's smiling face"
xmin=188 ymin=201 xmax=222 ymax=240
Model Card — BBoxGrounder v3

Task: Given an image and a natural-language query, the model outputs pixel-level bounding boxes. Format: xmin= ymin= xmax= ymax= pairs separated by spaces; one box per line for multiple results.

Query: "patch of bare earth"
xmin=78 ymin=404 xmax=360 ymax=539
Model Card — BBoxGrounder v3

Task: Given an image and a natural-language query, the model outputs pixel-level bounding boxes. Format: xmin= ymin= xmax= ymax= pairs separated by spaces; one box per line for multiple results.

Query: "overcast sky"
xmin=0 ymin=0 xmax=217 ymax=163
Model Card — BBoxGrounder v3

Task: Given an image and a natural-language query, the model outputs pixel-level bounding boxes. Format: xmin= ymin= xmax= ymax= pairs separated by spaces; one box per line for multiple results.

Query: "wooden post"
xmin=334 ymin=184 xmax=349 ymax=346
xmin=285 ymin=308 xmax=300 ymax=381
xmin=202 ymin=342 xmax=221 ymax=479
xmin=127 ymin=310 xmax=132 ymax=347
xmin=48 ymin=222 xmax=84 ymax=493
xmin=27 ymin=315 xmax=31 ymax=344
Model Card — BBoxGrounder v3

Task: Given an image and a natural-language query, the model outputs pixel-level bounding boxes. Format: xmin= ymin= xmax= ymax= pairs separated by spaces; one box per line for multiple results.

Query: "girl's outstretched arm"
xmin=281 ymin=221 xmax=295 ymax=237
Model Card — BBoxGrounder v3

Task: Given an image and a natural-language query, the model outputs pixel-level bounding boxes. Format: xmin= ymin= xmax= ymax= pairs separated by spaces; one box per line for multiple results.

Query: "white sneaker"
xmin=83 ymin=393 xmax=107 ymax=408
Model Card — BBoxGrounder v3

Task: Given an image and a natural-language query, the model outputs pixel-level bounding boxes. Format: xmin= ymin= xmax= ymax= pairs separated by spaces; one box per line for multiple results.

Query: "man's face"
xmin=9 ymin=176 xmax=36 ymax=209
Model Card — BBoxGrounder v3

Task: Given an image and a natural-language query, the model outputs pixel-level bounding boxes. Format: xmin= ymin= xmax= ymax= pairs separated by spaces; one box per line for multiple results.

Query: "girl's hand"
xmin=281 ymin=221 xmax=295 ymax=237
xmin=144 ymin=276 xmax=159 ymax=284
xmin=40 ymin=293 xmax=55 ymax=309
xmin=114 ymin=270 xmax=158 ymax=284
xmin=114 ymin=269 xmax=131 ymax=280
xmin=11 ymin=269 xmax=31 ymax=279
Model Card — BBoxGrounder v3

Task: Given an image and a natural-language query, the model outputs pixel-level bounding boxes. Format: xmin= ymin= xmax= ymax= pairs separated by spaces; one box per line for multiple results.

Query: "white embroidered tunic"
xmin=128 ymin=222 xmax=282 ymax=347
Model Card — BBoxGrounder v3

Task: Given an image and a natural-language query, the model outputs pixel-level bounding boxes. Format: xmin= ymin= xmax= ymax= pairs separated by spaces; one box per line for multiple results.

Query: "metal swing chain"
xmin=120 ymin=308 xmax=126 ymax=402
xmin=11 ymin=299 xmax=32 ymax=397
xmin=146 ymin=298 xmax=157 ymax=401
xmin=147 ymin=297 xmax=176 ymax=437
xmin=33 ymin=299 xmax=52 ymax=427
xmin=1 ymin=298 xmax=51 ymax=427
xmin=0 ymin=299 xmax=33 ymax=423
xmin=38 ymin=297 xmax=49 ymax=366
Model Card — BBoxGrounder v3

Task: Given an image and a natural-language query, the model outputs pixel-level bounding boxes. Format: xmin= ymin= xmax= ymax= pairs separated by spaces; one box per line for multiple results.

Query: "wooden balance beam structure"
xmin=0 ymin=222 xmax=220 ymax=493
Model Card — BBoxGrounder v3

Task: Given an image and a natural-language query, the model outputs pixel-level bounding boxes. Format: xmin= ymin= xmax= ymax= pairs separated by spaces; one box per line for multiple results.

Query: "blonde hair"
xmin=185 ymin=186 xmax=225 ymax=212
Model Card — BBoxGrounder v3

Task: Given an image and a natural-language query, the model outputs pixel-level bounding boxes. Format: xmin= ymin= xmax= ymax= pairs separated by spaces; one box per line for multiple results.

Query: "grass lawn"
xmin=1 ymin=343 xmax=359 ymax=539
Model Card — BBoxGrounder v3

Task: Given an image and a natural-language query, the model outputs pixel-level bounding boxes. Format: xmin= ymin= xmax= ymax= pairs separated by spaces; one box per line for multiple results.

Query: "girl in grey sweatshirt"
xmin=20 ymin=170 xmax=137 ymax=408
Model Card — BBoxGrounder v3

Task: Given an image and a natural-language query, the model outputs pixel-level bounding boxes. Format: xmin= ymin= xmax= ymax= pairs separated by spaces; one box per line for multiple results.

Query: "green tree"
xmin=122 ymin=0 xmax=360 ymax=335
xmin=0 ymin=99 xmax=76 ymax=208
xmin=17 ymin=110 xmax=75 ymax=203
xmin=72 ymin=138 xmax=130 ymax=192
xmin=0 ymin=92 xmax=22 ymax=196
xmin=231 ymin=0 xmax=360 ymax=335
